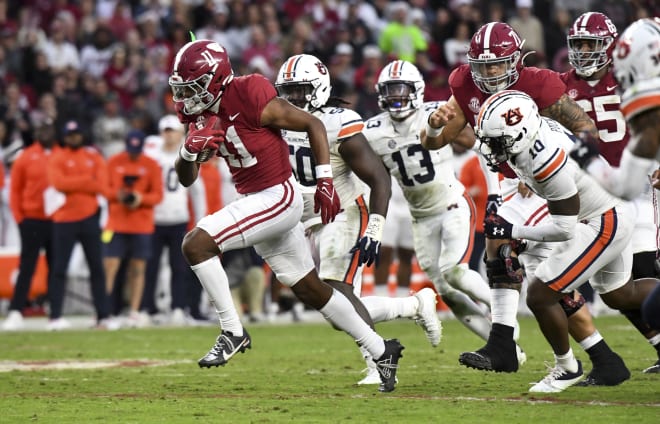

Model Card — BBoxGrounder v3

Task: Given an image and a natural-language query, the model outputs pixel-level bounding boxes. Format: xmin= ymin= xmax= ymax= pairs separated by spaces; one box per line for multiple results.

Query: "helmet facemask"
xmin=469 ymin=52 xmax=521 ymax=94
xmin=276 ymin=82 xmax=315 ymax=111
xmin=377 ymin=81 xmax=417 ymax=119
xmin=567 ymin=35 xmax=614 ymax=77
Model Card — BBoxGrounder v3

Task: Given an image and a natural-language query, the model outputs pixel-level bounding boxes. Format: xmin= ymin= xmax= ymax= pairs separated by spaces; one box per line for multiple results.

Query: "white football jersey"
xmin=146 ymin=142 xmax=207 ymax=225
xmin=282 ymin=106 xmax=366 ymax=225
xmin=363 ymin=101 xmax=465 ymax=218
xmin=507 ymin=118 xmax=621 ymax=220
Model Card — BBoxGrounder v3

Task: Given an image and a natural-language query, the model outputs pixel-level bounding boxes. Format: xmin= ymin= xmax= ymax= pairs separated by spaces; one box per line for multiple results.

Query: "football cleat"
xmin=414 ymin=288 xmax=442 ymax=347
xmin=642 ymin=359 xmax=660 ymax=374
xmin=458 ymin=324 xmax=520 ymax=372
xmin=375 ymin=339 xmax=404 ymax=392
xmin=576 ymin=352 xmax=630 ymax=386
xmin=529 ymin=360 xmax=584 ymax=393
xmin=198 ymin=329 xmax=252 ymax=368
xmin=1 ymin=310 xmax=24 ymax=331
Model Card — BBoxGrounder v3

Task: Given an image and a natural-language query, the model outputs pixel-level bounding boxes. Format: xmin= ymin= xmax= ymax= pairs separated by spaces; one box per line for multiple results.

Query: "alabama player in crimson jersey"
xmin=563 ymin=12 xmax=660 ymax=375
xmin=276 ymin=54 xmax=442 ymax=386
xmin=421 ymin=22 xmax=628 ymax=379
xmin=170 ymin=39 xmax=403 ymax=392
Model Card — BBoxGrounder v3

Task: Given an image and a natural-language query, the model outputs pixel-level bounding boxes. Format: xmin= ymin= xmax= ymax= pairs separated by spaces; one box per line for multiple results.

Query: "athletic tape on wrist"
xmin=179 ymin=144 xmax=198 ymax=162
xmin=364 ymin=214 xmax=385 ymax=241
xmin=425 ymin=122 xmax=444 ymax=138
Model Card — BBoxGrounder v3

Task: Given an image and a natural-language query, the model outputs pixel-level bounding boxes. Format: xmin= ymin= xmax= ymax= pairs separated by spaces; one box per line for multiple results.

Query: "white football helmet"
xmin=376 ymin=60 xmax=425 ymax=120
xmin=475 ymin=90 xmax=541 ymax=164
xmin=612 ymin=18 xmax=660 ymax=119
xmin=275 ymin=54 xmax=331 ymax=111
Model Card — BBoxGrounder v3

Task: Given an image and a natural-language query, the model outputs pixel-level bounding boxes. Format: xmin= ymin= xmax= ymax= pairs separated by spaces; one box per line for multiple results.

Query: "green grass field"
xmin=0 ymin=315 xmax=658 ymax=423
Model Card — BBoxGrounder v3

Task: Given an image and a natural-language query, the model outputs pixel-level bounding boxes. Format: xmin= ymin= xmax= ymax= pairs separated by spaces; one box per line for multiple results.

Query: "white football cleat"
xmin=46 ymin=318 xmax=72 ymax=331
xmin=529 ymin=360 xmax=584 ymax=393
xmin=2 ymin=310 xmax=24 ymax=331
xmin=414 ymin=288 xmax=442 ymax=347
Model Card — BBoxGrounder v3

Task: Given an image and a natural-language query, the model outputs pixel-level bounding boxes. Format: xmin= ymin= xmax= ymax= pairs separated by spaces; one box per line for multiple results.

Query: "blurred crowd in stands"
xmin=0 ymin=0 xmax=658 ymax=164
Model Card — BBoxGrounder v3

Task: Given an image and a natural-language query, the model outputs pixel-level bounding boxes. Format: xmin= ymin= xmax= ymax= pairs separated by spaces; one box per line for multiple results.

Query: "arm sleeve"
xmin=511 ymin=214 xmax=577 ymax=242
xmin=585 ymin=149 xmax=657 ymax=200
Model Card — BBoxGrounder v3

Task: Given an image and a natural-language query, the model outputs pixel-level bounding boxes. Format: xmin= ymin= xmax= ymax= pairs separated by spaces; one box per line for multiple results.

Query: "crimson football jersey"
xmin=450 ymin=64 xmax=566 ymax=128
xmin=561 ymin=69 xmax=628 ymax=166
xmin=214 ymin=74 xmax=292 ymax=194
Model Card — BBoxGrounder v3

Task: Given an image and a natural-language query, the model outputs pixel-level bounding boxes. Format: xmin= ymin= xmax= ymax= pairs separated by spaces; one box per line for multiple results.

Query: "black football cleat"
xmin=375 ymin=339 xmax=404 ymax=392
xmin=198 ymin=329 xmax=252 ymax=368
xmin=576 ymin=352 xmax=630 ymax=386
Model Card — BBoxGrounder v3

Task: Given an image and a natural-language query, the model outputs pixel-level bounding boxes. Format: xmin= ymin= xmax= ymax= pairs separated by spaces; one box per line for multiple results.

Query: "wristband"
xmin=315 ymin=164 xmax=333 ymax=179
xmin=179 ymin=144 xmax=198 ymax=162
xmin=364 ymin=214 xmax=385 ymax=241
xmin=425 ymin=121 xmax=444 ymax=138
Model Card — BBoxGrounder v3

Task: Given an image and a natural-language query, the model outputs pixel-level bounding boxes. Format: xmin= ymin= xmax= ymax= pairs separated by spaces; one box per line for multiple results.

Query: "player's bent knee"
xmin=181 ymin=228 xmax=219 ymax=265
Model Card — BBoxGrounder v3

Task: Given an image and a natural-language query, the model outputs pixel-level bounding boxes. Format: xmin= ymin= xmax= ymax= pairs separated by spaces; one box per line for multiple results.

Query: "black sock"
xmin=585 ymin=339 xmax=614 ymax=363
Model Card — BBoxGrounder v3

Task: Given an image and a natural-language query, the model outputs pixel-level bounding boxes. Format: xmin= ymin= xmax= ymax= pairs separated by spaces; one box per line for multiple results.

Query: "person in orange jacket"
xmin=103 ymin=129 xmax=163 ymax=327
xmin=2 ymin=120 xmax=58 ymax=331
xmin=47 ymin=119 xmax=113 ymax=330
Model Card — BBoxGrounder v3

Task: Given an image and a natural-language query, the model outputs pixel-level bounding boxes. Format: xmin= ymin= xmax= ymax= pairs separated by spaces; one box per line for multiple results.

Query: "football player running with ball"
xmin=170 ymin=40 xmax=403 ymax=392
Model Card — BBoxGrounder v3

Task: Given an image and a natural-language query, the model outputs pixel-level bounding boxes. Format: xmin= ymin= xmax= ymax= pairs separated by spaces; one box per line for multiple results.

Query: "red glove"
xmin=314 ymin=177 xmax=341 ymax=224
xmin=181 ymin=116 xmax=225 ymax=162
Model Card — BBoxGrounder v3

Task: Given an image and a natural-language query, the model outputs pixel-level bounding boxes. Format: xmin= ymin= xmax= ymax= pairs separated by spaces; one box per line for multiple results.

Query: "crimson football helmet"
xmin=376 ymin=60 xmax=425 ymax=120
xmin=169 ymin=40 xmax=234 ymax=115
xmin=567 ymin=12 xmax=618 ymax=77
xmin=467 ymin=22 xmax=525 ymax=94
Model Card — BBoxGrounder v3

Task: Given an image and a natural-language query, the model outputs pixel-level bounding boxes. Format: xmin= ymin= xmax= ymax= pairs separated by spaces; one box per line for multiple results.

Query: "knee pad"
xmin=485 ymin=243 xmax=523 ymax=287
xmin=559 ymin=292 xmax=585 ymax=317
xmin=442 ymin=265 xmax=465 ymax=288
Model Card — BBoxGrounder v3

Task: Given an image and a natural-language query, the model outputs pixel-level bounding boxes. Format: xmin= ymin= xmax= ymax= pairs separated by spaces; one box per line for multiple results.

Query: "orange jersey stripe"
xmin=337 ymin=122 xmax=364 ymax=140
xmin=621 ymin=94 xmax=660 ymax=119
xmin=534 ymin=148 xmax=566 ymax=182
xmin=343 ymin=195 xmax=369 ymax=286
xmin=547 ymin=209 xmax=617 ymax=291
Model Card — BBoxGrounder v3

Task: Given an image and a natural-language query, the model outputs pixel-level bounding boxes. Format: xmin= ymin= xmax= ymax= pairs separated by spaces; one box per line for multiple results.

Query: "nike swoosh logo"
xmin=606 ymin=85 xmax=617 ymax=91
xmin=229 ymin=112 xmax=240 ymax=121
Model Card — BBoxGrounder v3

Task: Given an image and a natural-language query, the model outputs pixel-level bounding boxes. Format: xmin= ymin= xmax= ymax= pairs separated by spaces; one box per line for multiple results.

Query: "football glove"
xmin=350 ymin=214 xmax=385 ymax=267
xmin=569 ymin=132 xmax=600 ymax=169
xmin=180 ymin=116 xmax=225 ymax=162
xmin=314 ymin=177 xmax=341 ymax=224
xmin=484 ymin=212 xmax=513 ymax=240
xmin=486 ymin=194 xmax=503 ymax=214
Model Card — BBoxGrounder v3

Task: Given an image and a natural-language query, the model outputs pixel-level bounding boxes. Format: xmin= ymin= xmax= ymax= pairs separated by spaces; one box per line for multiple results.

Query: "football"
xmin=196 ymin=148 xmax=215 ymax=163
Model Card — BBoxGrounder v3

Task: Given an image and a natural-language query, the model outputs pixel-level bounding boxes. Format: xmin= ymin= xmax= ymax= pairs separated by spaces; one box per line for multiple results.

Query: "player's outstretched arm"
xmin=421 ymin=96 xmax=468 ymax=150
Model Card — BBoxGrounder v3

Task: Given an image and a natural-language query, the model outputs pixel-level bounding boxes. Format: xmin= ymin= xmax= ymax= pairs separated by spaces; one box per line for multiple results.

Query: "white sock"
xmin=555 ymin=348 xmax=578 ymax=373
xmin=579 ymin=330 xmax=603 ymax=351
xmin=320 ymin=289 xmax=385 ymax=358
xmin=191 ymin=256 xmax=243 ymax=336
xmin=360 ymin=295 xmax=418 ymax=323
xmin=491 ymin=288 xmax=519 ymax=328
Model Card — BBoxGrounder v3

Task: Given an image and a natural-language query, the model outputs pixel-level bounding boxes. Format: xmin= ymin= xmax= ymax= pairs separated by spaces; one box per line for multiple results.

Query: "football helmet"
xmin=376 ymin=60 xmax=425 ymax=120
xmin=169 ymin=40 xmax=234 ymax=115
xmin=475 ymin=90 xmax=541 ymax=164
xmin=275 ymin=54 xmax=331 ymax=111
xmin=468 ymin=22 xmax=525 ymax=94
xmin=567 ymin=12 xmax=618 ymax=78
xmin=613 ymin=17 xmax=660 ymax=91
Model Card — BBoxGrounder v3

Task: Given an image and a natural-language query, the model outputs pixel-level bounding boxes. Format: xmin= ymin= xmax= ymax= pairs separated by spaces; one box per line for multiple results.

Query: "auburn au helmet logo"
xmin=502 ymin=108 xmax=523 ymax=126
